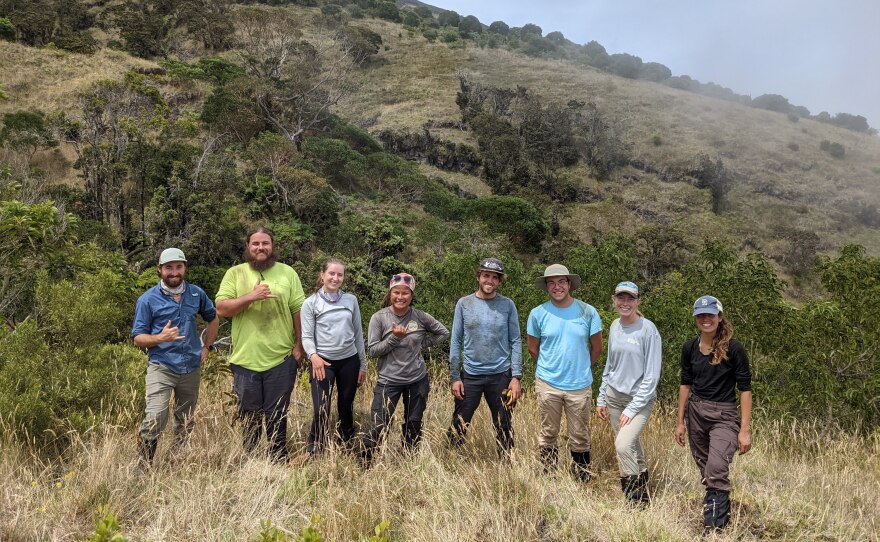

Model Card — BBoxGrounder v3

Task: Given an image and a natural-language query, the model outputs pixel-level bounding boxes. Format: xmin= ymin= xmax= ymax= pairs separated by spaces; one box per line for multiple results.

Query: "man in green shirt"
xmin=216 ymin=227 xmax=306 ymax=460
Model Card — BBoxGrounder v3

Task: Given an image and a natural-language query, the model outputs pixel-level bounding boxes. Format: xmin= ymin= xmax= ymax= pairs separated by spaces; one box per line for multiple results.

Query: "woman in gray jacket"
xmin=301 ymin=259 xmax=366 ymax=454
xmin=596 ymin=281 xmax=662 ymax=504
xmin=362 ymin=273 xmax=449 ymax=463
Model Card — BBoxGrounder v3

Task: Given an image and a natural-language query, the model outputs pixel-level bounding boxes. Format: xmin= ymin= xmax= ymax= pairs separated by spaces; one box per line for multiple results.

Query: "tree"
xmin=639 ymin=62 xmax=671 ymax=82
xmin=609 ymin=53 xmax=642 ymax=79
xmin=1 ymin=110 xmax=58 ymax=160
xmin=235 ymin=7 xmax=361 ymax=150
xmin=690 ymin=153 xmax=731 ymax=214
xmin=488 ymin=21 xmax=509 ymax=35
xmin=458 ymin=15 xmax=482 ymax=38
xmin=108 ymin=0 xmax=175 ymax=58
xmin=519 ymin=23 xmax=542 ymax=38
xmin=176 ymin=0 xmax=234 ymax=50
xmin=437 ymin=10 xmax=459 ymax=27
xmin=545 ymin=30 xmax=566 ymax=44
xmin=0 ymin=17 xmax=15 ymax=41
xmin=752 ymin=93 xmax=791 ymax=113
xmin=52 ymin=75 xmax=169 ymax=235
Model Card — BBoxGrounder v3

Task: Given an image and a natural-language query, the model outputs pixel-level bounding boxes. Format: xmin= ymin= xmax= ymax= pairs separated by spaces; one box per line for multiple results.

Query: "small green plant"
xmin=254 ymin=519 xmax=288 ymax=542
xmin=652 ymin=134 xmax=663 ymax=146
xmin=86 ymin=506 xmax=128 ymax=542
xmin=369 ymin=520 xmax=392 ymax=542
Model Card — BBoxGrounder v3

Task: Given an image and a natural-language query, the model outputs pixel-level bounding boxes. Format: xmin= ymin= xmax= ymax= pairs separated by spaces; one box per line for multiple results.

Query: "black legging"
xmin=308 ymin=353 xmax=361 ymax=449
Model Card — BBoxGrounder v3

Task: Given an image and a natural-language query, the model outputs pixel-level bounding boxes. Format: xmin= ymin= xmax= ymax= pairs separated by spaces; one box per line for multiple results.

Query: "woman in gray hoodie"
xmin=362 ymin=273 xmax=449 ymax=463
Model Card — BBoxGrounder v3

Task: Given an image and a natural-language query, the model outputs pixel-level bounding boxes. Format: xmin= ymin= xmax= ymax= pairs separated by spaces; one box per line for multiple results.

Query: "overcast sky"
xmin=427 ymin=0 xmax=880 ymax=129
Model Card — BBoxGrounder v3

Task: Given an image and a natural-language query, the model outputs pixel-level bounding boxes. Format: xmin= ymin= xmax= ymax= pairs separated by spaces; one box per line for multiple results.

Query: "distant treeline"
xmin=0 ymin=0 xmax=874 ymax=133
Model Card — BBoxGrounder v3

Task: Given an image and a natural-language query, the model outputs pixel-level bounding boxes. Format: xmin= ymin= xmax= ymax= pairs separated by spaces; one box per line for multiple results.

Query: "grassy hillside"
xmin=3 ymin=368 xmax=879 ymax=541
xmin=333 ymin=17 xmax=880 ymax=257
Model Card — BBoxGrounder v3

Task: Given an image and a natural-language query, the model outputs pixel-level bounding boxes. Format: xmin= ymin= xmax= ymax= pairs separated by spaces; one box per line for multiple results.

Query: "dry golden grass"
xmin=2 ymin=364 xmax=878 ymax=541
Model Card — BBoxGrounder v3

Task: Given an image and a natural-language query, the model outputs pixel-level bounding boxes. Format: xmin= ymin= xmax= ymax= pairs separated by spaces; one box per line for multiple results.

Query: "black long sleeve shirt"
xmin=680 ymin=337 xmax=752 ymax=403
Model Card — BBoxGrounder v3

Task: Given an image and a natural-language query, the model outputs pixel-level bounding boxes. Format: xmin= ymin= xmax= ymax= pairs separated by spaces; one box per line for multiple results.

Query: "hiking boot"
xmin=570 ymin=450 xmax=591 ymax=482
xmin=138 ymin=438 xmax=157 ymax=468
xmin=703 ymin=488 xmax=731 ymax=531
xmin=539 ymin=446 xmax=558 ymax=473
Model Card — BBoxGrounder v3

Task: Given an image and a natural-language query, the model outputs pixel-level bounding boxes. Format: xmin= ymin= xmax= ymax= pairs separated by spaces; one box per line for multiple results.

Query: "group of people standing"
xmin=131 ymin=227 xmax=752 ymax=532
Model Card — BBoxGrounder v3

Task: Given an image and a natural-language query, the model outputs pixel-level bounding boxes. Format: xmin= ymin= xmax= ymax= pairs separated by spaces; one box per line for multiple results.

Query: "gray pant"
xmin=605 ymin=386 xmax=654 ymax=476
xmin=139 ymin=363 xmax=201 ymax=443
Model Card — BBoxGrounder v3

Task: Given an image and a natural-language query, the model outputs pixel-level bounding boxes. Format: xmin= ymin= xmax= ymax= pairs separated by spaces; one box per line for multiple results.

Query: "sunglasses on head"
xmin=391 ymin=274 xmax=413 ymax=284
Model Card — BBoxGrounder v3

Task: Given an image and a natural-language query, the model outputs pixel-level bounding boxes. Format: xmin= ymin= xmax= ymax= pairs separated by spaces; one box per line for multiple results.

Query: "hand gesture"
xmin=391 ymin=324 xmax=407 ymax=338
xmin=250 ymin=278 xmax=276 ymax=301
xmin=157 ymin=320 xmax=186 ymax=343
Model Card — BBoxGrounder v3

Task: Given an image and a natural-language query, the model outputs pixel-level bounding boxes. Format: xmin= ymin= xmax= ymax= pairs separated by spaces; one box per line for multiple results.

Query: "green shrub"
xmin=820 ymin=139 xmax=845 ymax=158
xmin=652 ymin=134 xmax=663 ymax=146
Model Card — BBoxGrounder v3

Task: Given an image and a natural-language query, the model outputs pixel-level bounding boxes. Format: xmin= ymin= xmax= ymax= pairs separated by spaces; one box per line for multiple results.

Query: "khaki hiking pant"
xmin=140 ymin=363 xmax=200 ymax=443
xmin=535 ymin=378 xmax=592 ymax=453
xmin=605 ymin=386 xmax=655 ymax=476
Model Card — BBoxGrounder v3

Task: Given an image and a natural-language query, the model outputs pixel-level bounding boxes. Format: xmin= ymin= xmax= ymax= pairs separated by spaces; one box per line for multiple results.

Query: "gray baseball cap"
xmin=158 ymin=248 xmax=187 ymax=265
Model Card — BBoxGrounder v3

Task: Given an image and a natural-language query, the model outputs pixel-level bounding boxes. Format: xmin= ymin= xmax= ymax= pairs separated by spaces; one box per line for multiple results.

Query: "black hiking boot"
xmin=538 ymin=446 xmax=558 ymax=473
xmin=570 ymin=450 xmax=591 ymax=482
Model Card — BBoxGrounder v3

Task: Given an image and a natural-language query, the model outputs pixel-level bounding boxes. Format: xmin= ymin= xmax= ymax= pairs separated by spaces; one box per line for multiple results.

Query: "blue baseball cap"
xmin=693 ymin=295 xmax=724 ymax=316
xmin=614 ymin=281 xmax=640 ymax=297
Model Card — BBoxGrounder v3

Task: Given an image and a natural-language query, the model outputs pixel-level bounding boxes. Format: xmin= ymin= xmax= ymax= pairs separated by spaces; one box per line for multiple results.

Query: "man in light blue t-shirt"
xmin=527 ymin=264 xmax=602 ymax=481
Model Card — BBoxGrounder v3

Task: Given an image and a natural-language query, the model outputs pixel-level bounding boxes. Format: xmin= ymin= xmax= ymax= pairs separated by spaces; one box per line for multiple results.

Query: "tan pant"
xmin=605 ymin=386 xmax=654 ymax=476
xmin=535 ymin=378 xmax=592 ymax=452
xmin=140 ymin=363 xmax=200 ymax=442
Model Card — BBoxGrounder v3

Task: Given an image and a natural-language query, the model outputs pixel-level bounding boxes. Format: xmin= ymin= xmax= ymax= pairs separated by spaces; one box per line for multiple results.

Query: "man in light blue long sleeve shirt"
xmin=447 ymin=257 xmax=522 ymax=454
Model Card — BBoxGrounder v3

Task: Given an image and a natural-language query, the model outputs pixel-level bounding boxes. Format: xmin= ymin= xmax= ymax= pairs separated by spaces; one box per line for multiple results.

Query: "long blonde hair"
xmin=708 ymin=314 xmax=734 ymax=366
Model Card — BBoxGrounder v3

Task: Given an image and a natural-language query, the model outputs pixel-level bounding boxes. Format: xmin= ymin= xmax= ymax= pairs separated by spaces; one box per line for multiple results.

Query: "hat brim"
xmin=536 ymin=274 xmax=581 ymax=291
xmin=692 ymin=307 xmax=720 ymax=317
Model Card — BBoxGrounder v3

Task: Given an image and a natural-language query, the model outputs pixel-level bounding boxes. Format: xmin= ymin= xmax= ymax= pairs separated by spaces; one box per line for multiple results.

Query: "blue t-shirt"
xmin=132 ymin=282 xmax=217 ymax=374
xmin=527 ymin=299 xmax=602 ymax=390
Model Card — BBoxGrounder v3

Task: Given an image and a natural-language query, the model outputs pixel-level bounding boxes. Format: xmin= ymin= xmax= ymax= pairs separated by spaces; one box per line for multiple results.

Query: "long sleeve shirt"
xmin=449 ymin=293 xmax=522 ymax=382
xmin=300 ymin=291 xmax=367 ymax=371
xmin=367 ymin=307 xmax=450 ymax=385
xmin=597 ymin=317 xmax=662 ymax=418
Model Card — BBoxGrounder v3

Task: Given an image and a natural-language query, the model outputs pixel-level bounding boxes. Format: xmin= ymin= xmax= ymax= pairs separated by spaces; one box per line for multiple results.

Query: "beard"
xmin=245 ymin=248 xmax=278 ymax=272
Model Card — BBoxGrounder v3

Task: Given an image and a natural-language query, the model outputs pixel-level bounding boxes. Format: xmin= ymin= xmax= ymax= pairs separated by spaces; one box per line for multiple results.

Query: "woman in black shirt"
xmin=675 ymin=295 xmax=752 ymax=532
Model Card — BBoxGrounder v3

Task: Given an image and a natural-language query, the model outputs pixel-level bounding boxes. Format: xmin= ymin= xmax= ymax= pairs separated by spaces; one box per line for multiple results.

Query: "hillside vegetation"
xmin=1 ymin=1 xmax=879 ymax=539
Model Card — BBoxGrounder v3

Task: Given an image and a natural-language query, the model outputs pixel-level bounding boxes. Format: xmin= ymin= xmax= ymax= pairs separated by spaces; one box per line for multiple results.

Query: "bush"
xmin=0 ymin=270 xmax=144 ymax=447
xmin=0 ymin=17 xmax=15 ymax=41
xmin=819 ymin=139 xmax=845 ymax=158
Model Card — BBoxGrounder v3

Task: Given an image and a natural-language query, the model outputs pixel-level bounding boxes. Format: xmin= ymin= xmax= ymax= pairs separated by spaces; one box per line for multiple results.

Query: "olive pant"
xmin=140 ymin=363 xmax=200 ymax=444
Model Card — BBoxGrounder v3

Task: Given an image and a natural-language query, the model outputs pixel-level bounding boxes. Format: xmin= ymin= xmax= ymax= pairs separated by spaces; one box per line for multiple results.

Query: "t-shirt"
xmin=527 ymin=299 xmax=602 ymax=391
xmin=215 ymin=262 xmax=305 ymax=372
xmin=448 ymin=293 xmax=522 ymax=382
xmin=300 ymin=291 xmax=366 ymax=371
xmin=597 ymin=317 xmax=662 ymax=418
xmin=131 ymin=282 xmax=217 ymax=374
xmin=680 ymin=337 xmax=751 ymax=403
xmin=367 ymin=307 xmax=449 ymax=385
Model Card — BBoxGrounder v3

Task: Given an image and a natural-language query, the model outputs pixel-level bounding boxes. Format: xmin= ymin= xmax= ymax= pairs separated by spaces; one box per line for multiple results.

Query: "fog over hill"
xmin=419 ymin=0 xmax=880 ymax=130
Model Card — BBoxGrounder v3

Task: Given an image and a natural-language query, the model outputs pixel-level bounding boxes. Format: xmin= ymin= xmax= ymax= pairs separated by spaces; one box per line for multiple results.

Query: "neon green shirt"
xmin=216 ymin=262 xmax=305 ymax=372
